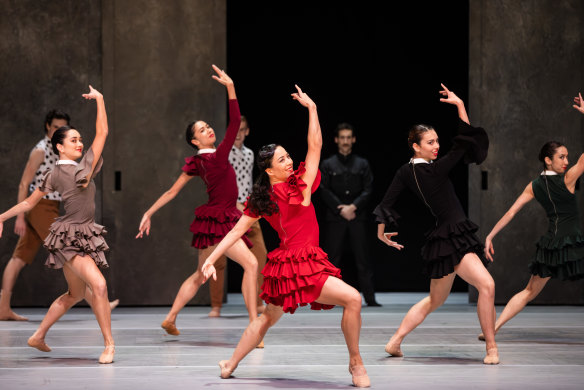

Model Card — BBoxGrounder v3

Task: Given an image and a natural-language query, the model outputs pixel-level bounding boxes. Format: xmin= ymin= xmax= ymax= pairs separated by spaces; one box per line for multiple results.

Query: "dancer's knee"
xmin=65 ymin=290 xmax=85 ymax=305
xmin=346 ymin=289 xmax=362 ymax=311
xmin=478 ymin=278 xmax=495 ymax=299
xmin=91 ymin=279 xmax=108 ymax=299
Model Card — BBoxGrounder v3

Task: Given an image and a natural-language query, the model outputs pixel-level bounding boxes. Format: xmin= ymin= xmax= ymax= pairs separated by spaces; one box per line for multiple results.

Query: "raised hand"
xmin=291 ymin=84 xmax=316 ymax=109
xmin=574 ymin=92 xmax=584 ymax=114
xmin=202 ymin=260 xmax=217 ymax=282
xmin=439 ymin=83 xmax=463 ymax=106
xmin=82 ymin=85 xmax=103 ymax=100
xmin=211 ymin=64 xmax=233 ymax=87
xmin=135 ymin=214 xmax=151 ymax=239
xmin=484 ymin=237 xmax=495 ymax=262
xmin=378 ymin=232 xmax=404 ymax=250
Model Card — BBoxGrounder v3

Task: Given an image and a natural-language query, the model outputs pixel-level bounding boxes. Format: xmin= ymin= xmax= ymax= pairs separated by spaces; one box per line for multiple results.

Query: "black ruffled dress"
xmin=373 ymin=119 xmax=489 ymax=278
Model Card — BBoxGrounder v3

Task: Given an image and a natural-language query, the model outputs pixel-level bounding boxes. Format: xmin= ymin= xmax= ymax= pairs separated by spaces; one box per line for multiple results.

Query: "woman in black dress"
xmin=375 ymin=84 xmax=498 ymax=364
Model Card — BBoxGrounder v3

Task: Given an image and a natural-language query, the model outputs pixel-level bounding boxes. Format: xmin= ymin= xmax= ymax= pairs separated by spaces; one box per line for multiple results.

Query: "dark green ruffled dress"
xmin=530 ymin=174 xmax=584 ymax=280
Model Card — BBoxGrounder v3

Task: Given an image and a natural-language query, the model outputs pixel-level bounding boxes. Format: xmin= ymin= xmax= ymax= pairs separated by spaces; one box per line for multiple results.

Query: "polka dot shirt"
xmin=29 ymin=136 xmax=62 ymax=201
xmin=229 ymin=144 xmax=254 ymax=203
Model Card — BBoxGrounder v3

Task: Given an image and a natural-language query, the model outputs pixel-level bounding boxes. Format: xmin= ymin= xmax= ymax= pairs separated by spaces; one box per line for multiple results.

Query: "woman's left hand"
xmin=211 ymin=64 xmax=233 ymax=87
xmin=574 ymin=92 xmax=584 ymax=114
xmin=202 ymin=260 xmax=217 ymax=282
xmin=291 ymin=84 xmax=316 ymax=109
xmin=82 ymin=85 xmax=103 ymax=100
xmin=439 ymin=83 xmax=463 ymax=106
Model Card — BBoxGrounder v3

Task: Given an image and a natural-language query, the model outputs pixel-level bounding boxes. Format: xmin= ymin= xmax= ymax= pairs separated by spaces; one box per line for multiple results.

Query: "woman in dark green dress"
xmin=481 ymin=93 xmax=584 ymax=338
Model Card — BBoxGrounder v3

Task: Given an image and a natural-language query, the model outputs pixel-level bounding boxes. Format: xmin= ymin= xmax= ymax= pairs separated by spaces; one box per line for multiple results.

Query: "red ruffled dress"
xmin=244 ymin=163 xmax=342 ymax=314
xmin=182 ymin=99 xmax=251 ymax=249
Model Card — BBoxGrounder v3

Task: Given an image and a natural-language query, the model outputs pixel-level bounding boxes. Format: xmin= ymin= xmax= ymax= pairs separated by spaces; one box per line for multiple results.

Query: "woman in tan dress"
xmin=0 ymin=86 xmax=114 ymax=364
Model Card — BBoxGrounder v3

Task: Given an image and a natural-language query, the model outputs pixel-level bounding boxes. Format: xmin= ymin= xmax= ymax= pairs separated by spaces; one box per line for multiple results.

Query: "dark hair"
xmin=246 ymin=144 xmax=280 ymax=216
xmin=185 ymin=121 xmax=199 ymax=150
xmin=407 ymin=124 xmax=435 ymax=151
xmin=44 ymin=109 xmax=70 ymax=133
xmin=240 ymin=115 xmax=248 ymax=129
xmin=51 ymin=126 xmax=77 ymax=155
xmin=335 ymin=122 xmax=355 ymax=138
xmin=539 ymin=141 xmax=565 ymax=170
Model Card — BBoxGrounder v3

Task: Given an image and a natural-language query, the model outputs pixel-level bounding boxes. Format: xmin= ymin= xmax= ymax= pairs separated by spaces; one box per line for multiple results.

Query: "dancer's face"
xmin=545 ymin=146 xmax=569 ymax=174
xmin=45 ymin=118 xmax=69 ymax=138
xmin=56 ymin=129 xmax=83 ymax=160
xmin=234 ymin=120 xmax=249 ymax=149
xmin=335 ymin=129 xmax=355 ymax=156
xmin=412 ymin=130 xmax=439 ymax=161
xmin=191 ymin=121 xmax=216 ymax=149
xmin=266 ymin=146 xmax=293 ymax=183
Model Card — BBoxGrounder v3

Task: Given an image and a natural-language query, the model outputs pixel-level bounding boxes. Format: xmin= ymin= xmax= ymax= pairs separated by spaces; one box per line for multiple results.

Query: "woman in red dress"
xmin=201 ymin=86 xmax=370 ymax=388
xmin=136 ymin=65 xmax=258 ymax=334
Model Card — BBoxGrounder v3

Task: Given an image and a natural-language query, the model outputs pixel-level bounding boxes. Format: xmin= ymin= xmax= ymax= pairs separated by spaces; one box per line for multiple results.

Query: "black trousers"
xmin=322 ymin=219 xmax=376 ymax=302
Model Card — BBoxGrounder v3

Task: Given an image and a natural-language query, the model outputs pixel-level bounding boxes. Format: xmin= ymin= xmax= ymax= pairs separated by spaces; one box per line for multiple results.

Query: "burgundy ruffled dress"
xmin=244 ymin=163 xmax=341 ymax=314
xmin=39 ymin=148 xmax=109 ymax=269
xmin=182 ymin=99 xmax=251 ymax=249
xmin=374 ymin=119 xmax=490 ymax=278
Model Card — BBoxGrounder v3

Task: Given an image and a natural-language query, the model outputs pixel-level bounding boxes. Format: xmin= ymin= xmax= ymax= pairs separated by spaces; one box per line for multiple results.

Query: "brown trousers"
xmin=209 ymin=220 xmax=267 ymax=307
xmin=12 ymin=199 xmax=60 ymax=264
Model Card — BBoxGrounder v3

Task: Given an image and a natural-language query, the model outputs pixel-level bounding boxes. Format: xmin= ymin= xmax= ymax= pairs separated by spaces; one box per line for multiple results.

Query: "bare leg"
xmin=219 ymin=303 xmax=285 ymax=378
xmin=455 ymin=253 xmax=498 ymax=364
xmin=84 ymin=287 xmax=120 ymax=311
xmin=0 ymin=257 xmax=28 ymax=321
xmin=315 ymin=276 xmax=369 ymax=387
xmin=28 ymin=265 xmax=86 ymax=352
xmin=224 ymin=239 xmax=258 ymax=322
xmin=247 ymin=221 xmax=267 ymax=311
xmin=208 ymin=254 xmax=227 ymax=317
xmin=65 ymin=256 xmax=114 ymax=363
xmin=386 ymin=273 xmax=456 ymax=356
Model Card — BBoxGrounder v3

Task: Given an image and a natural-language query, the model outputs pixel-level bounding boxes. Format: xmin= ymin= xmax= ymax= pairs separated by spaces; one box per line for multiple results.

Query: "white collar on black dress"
xmin=540 ymin=170 xmax=558 ymax=176
xmin=198 ymin=148 xmax=216 ymax=155
xmin=410 ymin=158 xmax=432 ymax=164
xmin=56 ymin=160 xmax=78 ymax=166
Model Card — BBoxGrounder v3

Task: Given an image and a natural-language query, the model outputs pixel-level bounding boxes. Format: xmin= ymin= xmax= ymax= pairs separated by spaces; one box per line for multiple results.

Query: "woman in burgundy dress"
xmin=136 ymin=65 xmax=258 ymax=334
xmin=374 ymin=84 xmax=497 ymax=364
xmin=201 ymin=86 xmax=370 ymax=388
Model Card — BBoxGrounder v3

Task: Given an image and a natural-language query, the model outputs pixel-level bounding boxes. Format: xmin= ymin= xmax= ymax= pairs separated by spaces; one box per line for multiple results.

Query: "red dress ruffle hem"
xmin=245 ymin=162 xmax=341 ymax=314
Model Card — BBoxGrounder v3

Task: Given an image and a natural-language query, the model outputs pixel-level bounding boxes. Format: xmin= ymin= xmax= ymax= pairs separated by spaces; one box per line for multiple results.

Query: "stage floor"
xmin=1 ymin=292 xmax=583 ymax=389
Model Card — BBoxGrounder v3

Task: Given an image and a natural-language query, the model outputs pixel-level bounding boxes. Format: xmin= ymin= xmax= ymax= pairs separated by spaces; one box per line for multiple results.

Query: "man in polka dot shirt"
xmin=208 ymin=116 xmax=268 ymax=317
xmin=0 ymin=110 xmax=70 ymax=320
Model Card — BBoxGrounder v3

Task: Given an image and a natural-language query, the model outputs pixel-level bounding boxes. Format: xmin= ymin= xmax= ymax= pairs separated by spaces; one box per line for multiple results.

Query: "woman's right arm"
xmin=374 ymin=169 xmax=406 ymax=250
xmin=201 ymin=215 xmax=258 ymax=281
xmin=0 ymin=189 xmax=48 ymax=238
xmin=136 ymin=172 xmax=193 ymax=238
xmin=484 ymin=183 xmax=534 ymax=261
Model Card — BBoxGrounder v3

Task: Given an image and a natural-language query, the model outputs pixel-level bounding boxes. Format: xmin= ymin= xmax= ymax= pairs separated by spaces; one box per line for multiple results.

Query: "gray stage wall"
xmin=0 ymin=0 xmax=226 ymax=306
xmin=468 ymin=0 xmax=584 ymax=304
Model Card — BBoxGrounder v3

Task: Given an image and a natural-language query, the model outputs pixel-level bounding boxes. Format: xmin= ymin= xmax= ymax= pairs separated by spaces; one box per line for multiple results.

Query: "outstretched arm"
xmin=440 ymin=83 xmax=469 ymax=124
xmin=484 ymin=183 xmax=534 ymax=261
xmin=81 ymin=85 xmax=108 ymax=182
xmin=212 ymin=65 xmax=241 ymax=160
xmin=0 ymin=189 xmax=47 ymax=238
xmin=565 ymin=93 xmax=584 ymax=190
xmin=201 ymin=215 xmax=258 ymax=281
xmin=292 ymin=85 xmax=321 ymax=205
xmin=136 ymin=172 xmax=194 ymax=238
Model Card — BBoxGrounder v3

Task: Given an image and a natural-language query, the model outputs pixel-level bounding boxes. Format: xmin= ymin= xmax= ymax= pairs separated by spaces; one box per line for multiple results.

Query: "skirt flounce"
xmin=529 ymin=234 xmax=584 ymax=280
xmin=260 ymin=245 xmax=341 ymax=314
xmin=43 ymin=222 xmax=109 ymax=269
xmin=421 ymin=219 xmax=488 ymax=278
xmin=189 ymin=205 xmax=252 ymax=249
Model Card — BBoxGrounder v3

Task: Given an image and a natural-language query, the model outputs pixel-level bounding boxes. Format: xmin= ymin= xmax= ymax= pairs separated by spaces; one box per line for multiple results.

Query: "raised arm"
xmin=81 ymin=85 xmax=108 ymax=181
xmin=565 ymin=93 xmax=584 ymax=191
xmin=13 ymin=148 xmax=45 ymax=236
xmin=292 ymin=85 xmax=321 ymax=205
xmin=440 ymin=83 xmax=469 ymax=124
xmin=136 ymin=172 xmax=194 ymax=238
xmin=201 ymin=215 xmax=258 ymax=281
xmin=0 ymin=189 xmax=47 ymax=238
xmin=484 ymin=183 xmax=534 ymax=261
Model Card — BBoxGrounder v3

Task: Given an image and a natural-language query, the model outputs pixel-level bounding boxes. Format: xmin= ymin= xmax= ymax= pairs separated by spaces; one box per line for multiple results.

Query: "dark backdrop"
xmin=226 ymin=1 xmax=471 ymax=293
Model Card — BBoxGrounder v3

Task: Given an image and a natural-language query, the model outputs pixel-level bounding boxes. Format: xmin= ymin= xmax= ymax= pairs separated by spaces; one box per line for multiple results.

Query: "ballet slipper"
xmin=483 ymin=347 xmax=499 ymax=365
xmin=256 ymin=339 xmax=264 ymax=349
xmin=384 ymin=341 xmax=404 ymax=357
xmin=0 ymin=310 xmax=28 ymax=321
xmin=109 ymin=299 xmax=120 ymax=311
xmin=99 ymin=345 xmax=115 ymax=364
xmin=348 ymin=365 xmax=371 ymax=388
xmin=208 ymin=307 xmax=221 ymax=318
xmin=27 ymin=336 xmax=51 ymax=352
xmin=219 ymin=360 xmax=236 ymax=379
xmin=477 ymin=333 xmax=485 ymax=341
xmin=161 ymin=320 xmax=180 ymax=336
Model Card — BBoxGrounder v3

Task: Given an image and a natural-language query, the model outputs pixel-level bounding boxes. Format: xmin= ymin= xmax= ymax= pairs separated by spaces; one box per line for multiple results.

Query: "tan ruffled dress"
xmin=39 ymin=148 xmax=109 ymax=269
